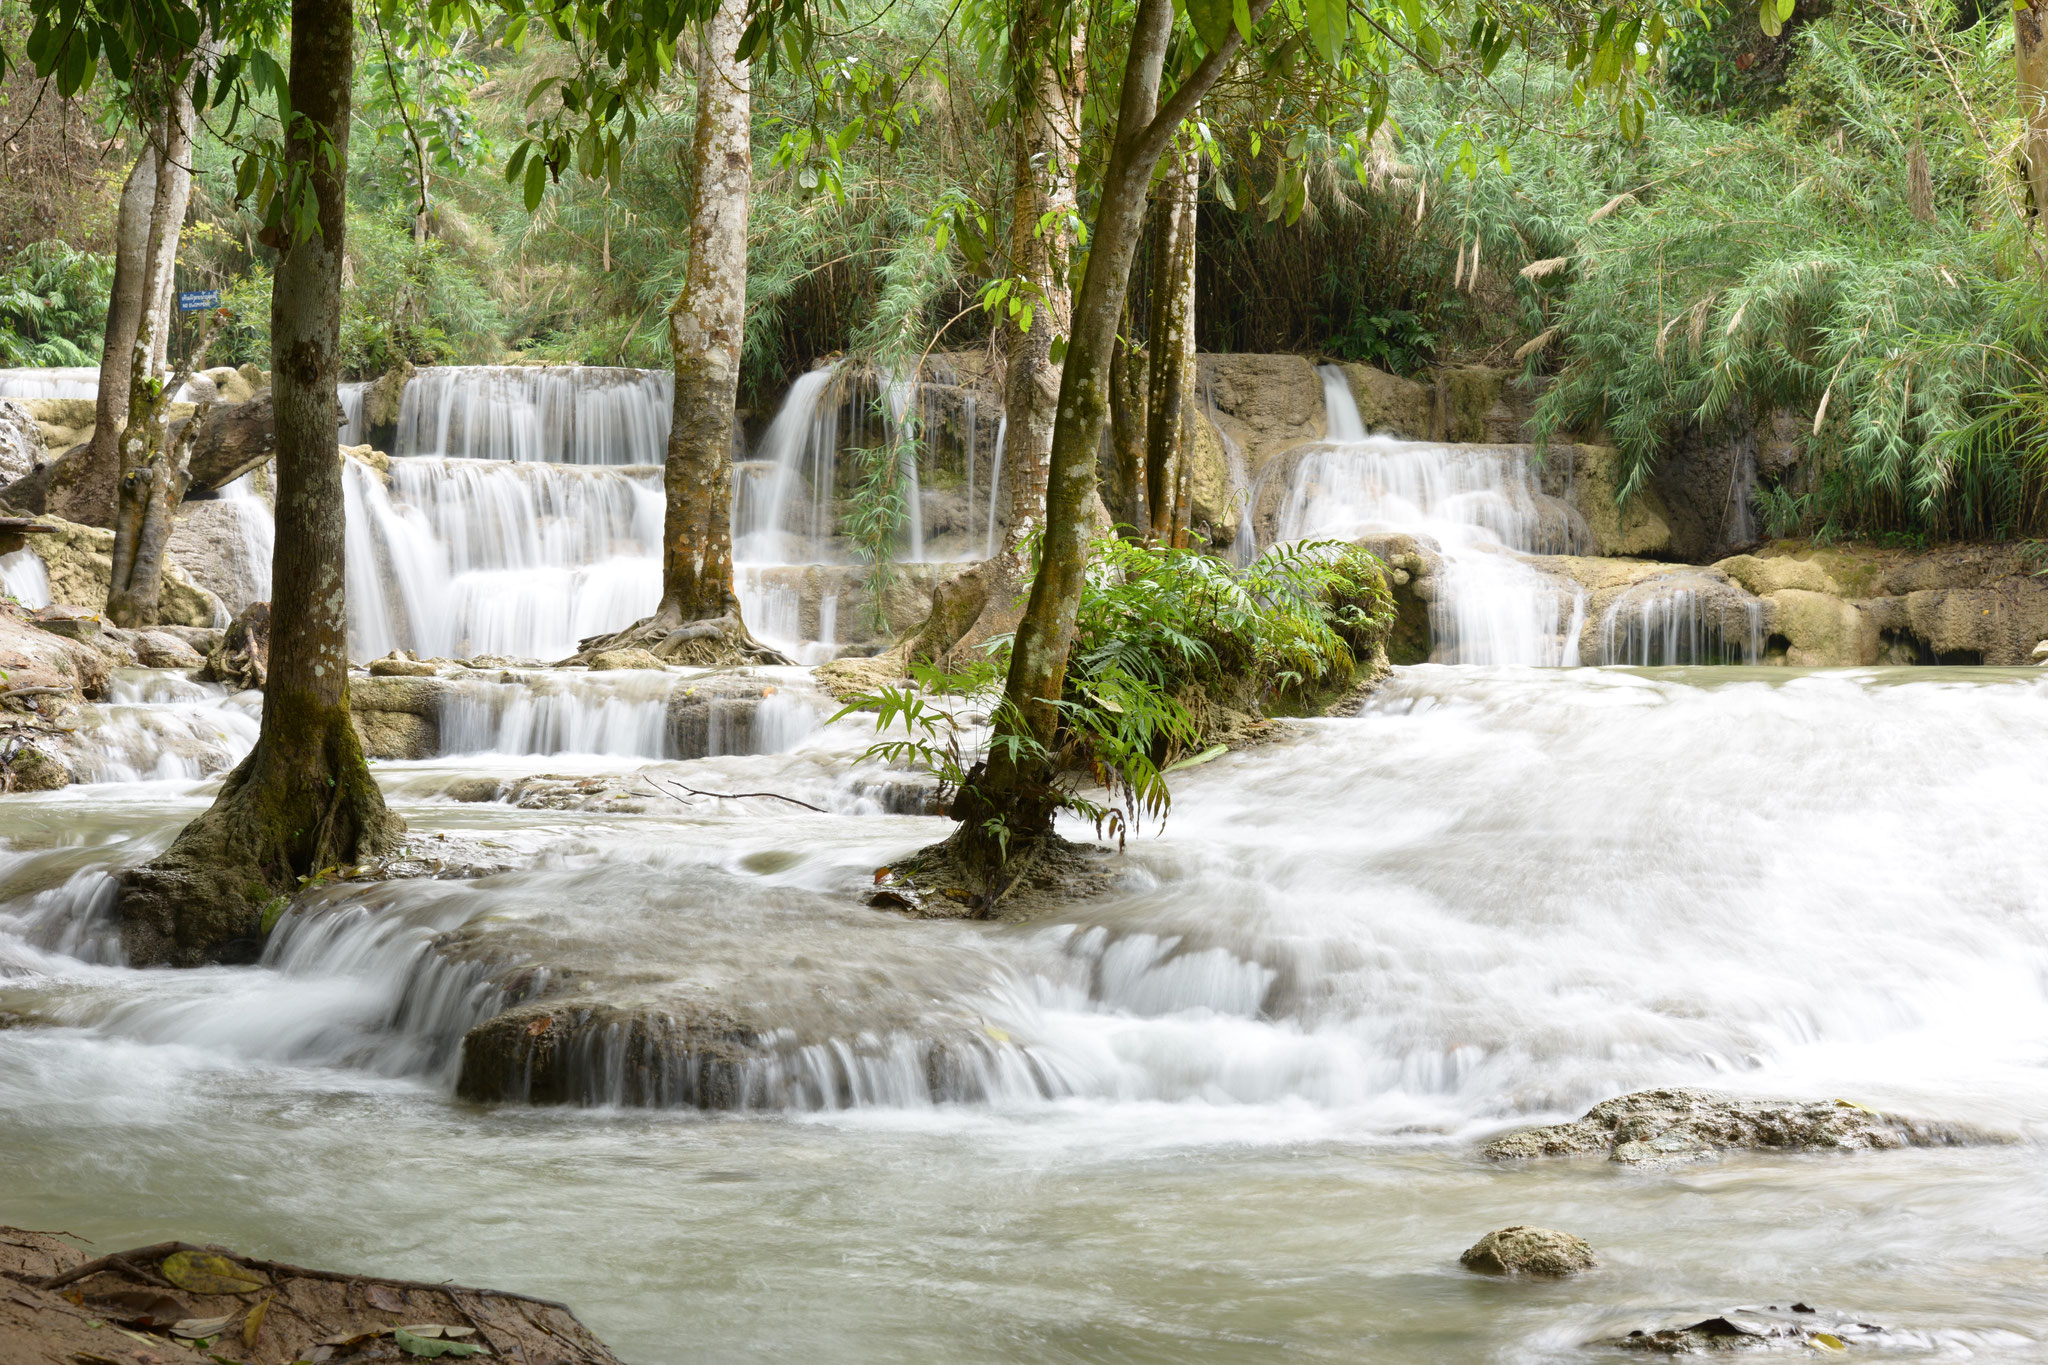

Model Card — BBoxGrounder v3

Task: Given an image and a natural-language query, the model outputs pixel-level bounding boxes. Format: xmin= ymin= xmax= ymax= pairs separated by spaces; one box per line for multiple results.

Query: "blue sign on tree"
xmin=177 ymin=290 xmax=221 ymax=312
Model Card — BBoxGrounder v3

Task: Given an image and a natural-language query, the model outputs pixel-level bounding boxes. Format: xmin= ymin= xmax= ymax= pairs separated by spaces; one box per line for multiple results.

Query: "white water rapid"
xmin=394 ymin=365 xmax=673 ymax=465
xmin=1 ymin=663 xmax=2044 ymax=1360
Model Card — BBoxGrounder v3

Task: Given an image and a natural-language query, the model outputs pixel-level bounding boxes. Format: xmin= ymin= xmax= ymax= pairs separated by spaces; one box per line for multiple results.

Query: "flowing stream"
xmin=2 ymin=664 xmax=2045 ymax=1361
xmin=2 ymin=364 xmax=2044 ymax=1361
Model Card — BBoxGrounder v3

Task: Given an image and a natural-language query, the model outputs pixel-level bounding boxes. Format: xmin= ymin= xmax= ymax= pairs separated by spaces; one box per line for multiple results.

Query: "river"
xmin=3 ymin=661 xmax=2043 ymax=1361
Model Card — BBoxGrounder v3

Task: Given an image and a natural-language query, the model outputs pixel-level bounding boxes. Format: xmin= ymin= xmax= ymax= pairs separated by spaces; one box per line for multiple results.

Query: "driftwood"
xmin=2 ymin=391 xmax=278 ymax=523
xmin=0 ymin=1226 xmax=625 ymax=1365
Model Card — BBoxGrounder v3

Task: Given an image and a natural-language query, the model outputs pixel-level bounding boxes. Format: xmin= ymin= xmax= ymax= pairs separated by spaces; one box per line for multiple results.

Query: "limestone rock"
xmin=168 ymin=497 xmax=273 ymax=618
xmin=1459 ymin=1225 xmax=1595 ymax=1277
xmin=1430 ymin=364 xmax=1530 ymax=444
xmin=1185 ymin=407 xmax=1238 ymax=547
xmin=1201 ymin=354 xmax=1326 ymax=475
xmin=587 ymin=647 xmax=667 ymax=670
xmin=1713 ymin=553 xmax=1840 ymax=598
xmin=1 ymin=741 xmax=71 ymax=791
xmin=0 ymin=609 xmax=108 ymax=702
xmin=134 ymin=629 xmax=204 ymax=669
xmin=1611 ymin=1309 xmax=1884 ymax=1354
xmin=349 ymin=673 xmax=448 ymax=715
xmin=201 ymin=363 xmax=257 ymax=406
xmin=1765 ymin=589 xmax=1874 ymax=666
xmin=352 ymin=708 xmax=438 ymax=761
xmin=1483 ymin=1087 xmax=1997 ymax=1167
xmin=1335 ymin=362 xmax=1433 ymax=438
xmin=368 ymin=651 xmax=438 ymax=677
xmin=16 ymin=514 xmax=219 ymax=626
xmin=0 ymin=398 xmax=43 ymax=481
xmin=1566 ymin=445 xmax=1675 ymax=558
xmin=365 ymin=360 xmax=413 ymax=430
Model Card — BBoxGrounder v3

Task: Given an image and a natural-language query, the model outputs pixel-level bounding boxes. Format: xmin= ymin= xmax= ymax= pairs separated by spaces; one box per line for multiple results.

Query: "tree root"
xmin=868 ymin=828 xmax=1120 ymax=921
xmin=570 ymin=611 xmax=794 ymax=668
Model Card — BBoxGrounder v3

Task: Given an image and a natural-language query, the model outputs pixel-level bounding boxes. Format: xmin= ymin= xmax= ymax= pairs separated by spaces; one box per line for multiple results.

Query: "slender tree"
xmin=45 ymin=152 xmax=154 ymax=526
xmin=1142 ymin=132 xmax=1196 ymax=544
xmin=120 ymin=0 xmax=401 ymax=965
xmin=2020 ymin=1 xmax=2048 ymax=220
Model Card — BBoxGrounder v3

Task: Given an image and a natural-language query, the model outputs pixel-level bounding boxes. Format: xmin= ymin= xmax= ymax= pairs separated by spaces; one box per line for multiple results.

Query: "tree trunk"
xmin=2021 ymin=2 xmax=2048 ymax=222
xmin=943 ymin=0 xmax=1269 ymax=893
xmin=1107 ymin=332 xmax=1148 ymax=528
xmin=4 ymin=391 xmax=277 ymax=514
xmin=119 ymin=0 xmax=401 ymax=969
xmin=1143 ymin=137 xmax=1196 ymax=543
xmin=107 ymin=91 xmax=197 ymax=628
xmin=999 ymin=0 xmax=1083 ymax=546
xmin=44 ymin=152 xmax=154 ymax=525
xmin=658 ymin=0 xmax=750 ymax=627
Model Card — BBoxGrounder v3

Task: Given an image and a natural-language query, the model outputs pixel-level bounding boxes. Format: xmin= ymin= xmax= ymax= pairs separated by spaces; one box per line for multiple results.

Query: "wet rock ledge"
xmin=1484 ymin=1087 xmax=2004 ymax=1167
xmin=0 ymin=1226 xmax=621 ymax=1364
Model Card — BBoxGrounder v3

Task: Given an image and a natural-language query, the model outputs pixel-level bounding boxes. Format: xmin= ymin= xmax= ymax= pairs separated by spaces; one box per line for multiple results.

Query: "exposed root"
xmin=868 ymin=829 xmax=1121 ymax=921
xmin=570 ymin=611 xmax=794 ymax=667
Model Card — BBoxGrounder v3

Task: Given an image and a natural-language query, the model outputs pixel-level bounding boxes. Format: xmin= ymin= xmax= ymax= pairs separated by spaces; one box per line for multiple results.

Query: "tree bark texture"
xmin=999 ymin=0 xmax=1083 ymax=545
xmin=1143 ymin=137 xmax=1196 ymax=544
xmin=119 ymin=0 xmax=400 ymax=968
xmin=1107 ymin=332 xmax=1148 ymax=527
xmin=2021 ymin=2 xmax=2048 ymax=221
xmin=45 ymin=152 xmax=155 ymax=526
xmin=659 ymin=0 xmax=750 ymax=625
xmin=950 ymin=0 xmax=1271 ymax=873
xmin=107 ymin=88 xmax=197 ymax=628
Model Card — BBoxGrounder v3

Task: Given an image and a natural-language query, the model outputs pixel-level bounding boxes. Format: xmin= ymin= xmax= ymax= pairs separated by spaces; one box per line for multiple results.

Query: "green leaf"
xmin=393 ymin=1328 xmax=483 ymax=1358
xmin=1186 ymin=0 xmax=1233 ymax=51
xmin=523 ymin=155 xmax=546 ymax=213
xmin=1304 ymin=0 xmax=1346 ymax=64
xmin=1166 ymin=744 xmax=1229 ymax=772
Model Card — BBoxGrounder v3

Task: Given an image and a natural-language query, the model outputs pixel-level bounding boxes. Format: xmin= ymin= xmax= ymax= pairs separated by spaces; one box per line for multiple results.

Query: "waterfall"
xmin=394 ymin=365 xmax=672 ymax=465
xmin=213 ymin=472 xmax=276 ymax=609
xmin=732 ymin=367 xmax=842 ymax=562
xmin=339 ymin=381 xmax=370 ymax=446
xmin=0 ymin=366 xmax=98 ymax=400
xmin=1596 ymin=574 xmax=1764 ymax=666
xmin=0 ymin=547 xmax=50 ymax=608
xmin=435 ymin=671 xmax=822 ymax=759
xmin=1269 ymin=437 xmax=1591 ymax=665
xmin=1319 ymin=364 xmax=1367 ymax=441
xmin=345 ymin=457 xmax=661 ymax=661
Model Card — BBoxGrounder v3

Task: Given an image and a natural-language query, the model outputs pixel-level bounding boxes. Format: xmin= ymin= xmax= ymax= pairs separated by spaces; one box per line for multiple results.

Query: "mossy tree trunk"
xmin=1143 ymin=135 xmax=1196 ymax=545
xmin=107 ymin=83 xmax=198 ymax=629
xmin=658 ymin=0 xmax=750 ymax=628
xmin=47 ymin=151 xmax=155 ymax=526
xmin=118 ymin=0 xmax=401 ymax=968
xmin=946 ymin=0 xmax=1272 ymax=888
xmin=2021 ymin=3 xmax=2048 ymax=222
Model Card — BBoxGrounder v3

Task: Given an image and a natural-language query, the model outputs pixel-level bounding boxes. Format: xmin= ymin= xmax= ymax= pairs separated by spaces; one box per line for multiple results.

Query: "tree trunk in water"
xmin=118 ymin=0 xmax=401 ymax=969
xmin=944 ymin=0 xmax=1268 ymax=893
xmin=2021 ymin=2 xmax=2048 ymax=222
xmin=107 ymin=93 xmax=198 ymax=629
xmin=658 ymin=0 xmax=750 ymax=628
xmin=1143 ymin=137 xmax=1196 ymax=544
xmin=999 ymin=0 xmax=1082 ymax=546
xmin=45 ymin=152 xmax=154 ymax=526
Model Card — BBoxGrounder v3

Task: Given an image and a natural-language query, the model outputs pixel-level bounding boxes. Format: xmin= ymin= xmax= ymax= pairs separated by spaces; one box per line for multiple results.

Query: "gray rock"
xmin=1483 ymin=1088 xmax=1997 ymax=1167
xmin=1610 ymin=1307 xmax=1880 ymax=1354
xmin=0 ymin=398 xmax=44 ymax=482
xmin=134 ymin=630 xmax=205 ymax=669
xmin=586 ymin=647 xmax=666 ymax=670
xmin=1459 ymin=1225 xmax=1595 ymax=1277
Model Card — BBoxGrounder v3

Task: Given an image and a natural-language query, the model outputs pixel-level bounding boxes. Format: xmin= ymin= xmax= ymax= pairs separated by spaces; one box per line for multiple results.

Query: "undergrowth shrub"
xmin=838 ymin=538 xmax=1394 ymax=849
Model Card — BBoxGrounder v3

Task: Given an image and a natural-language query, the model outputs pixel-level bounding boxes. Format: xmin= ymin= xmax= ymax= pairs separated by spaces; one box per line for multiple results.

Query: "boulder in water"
xmin=587 ymin=646 xmax=666 ymax=670
xmin=135 ymin=629 xmax=206 ymax=669
xmin=367 ymin=650 xmax=438 ymax=677
xmin=1482 ymin=1088 xmax=1998 ymax=1167
xmin=1608 ymin=1307 xmax=1882 ymax=1354
xmin=1459 ymin=1225 xmax=1595 ymax=1277
xmin=1 ymin=740 xmax=70 ymax=791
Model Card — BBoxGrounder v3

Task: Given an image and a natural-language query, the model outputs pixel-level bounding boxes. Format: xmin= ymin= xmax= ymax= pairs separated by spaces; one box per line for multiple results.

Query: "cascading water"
xmin=1267 ymin=373 xmax=1589 ymax=664
xmin=0 ymin=546 xmax=50 ymax=608
xmin=1596 ymin=572 xmax=1764 ymax=666
xmin=394 ymin=365 xmax=672 ymax=465
xmin=345 ymin=456 xmax=661 ymax=661
xmin=0 ymin=365 xmax=99 ymax=399
xmin=339 ymin=379 xmax=370 ymax=446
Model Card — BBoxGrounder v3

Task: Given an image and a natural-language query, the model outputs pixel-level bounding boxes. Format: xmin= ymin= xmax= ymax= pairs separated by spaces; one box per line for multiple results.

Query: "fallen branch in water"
xmin=641 ymin=776 xmax=826 ymax=813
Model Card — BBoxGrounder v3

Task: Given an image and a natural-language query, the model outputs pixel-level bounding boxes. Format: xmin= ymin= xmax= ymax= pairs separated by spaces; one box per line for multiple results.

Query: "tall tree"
xmin=44 ymin=152 xmax=154 ymax=526
xmin=2020 ymin=1 xmax=2048 ymax=220
xmin=1142 ymin=131 xmax=1196 ymax=544
xmin=107 ymin=69 xmax=199 ymax=627
xmin=658 ymin=0 xmax=751 ymax=630
xmin=120 ymin=0 xmax=401 ymax=966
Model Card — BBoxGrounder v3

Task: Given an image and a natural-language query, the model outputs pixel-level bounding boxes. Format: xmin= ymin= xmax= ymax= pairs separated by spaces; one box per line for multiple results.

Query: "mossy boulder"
xmin=1460 ymin=1226 xmax=1595 ymax=1277
xmin=1334 ymin=362 xmax=1433 ymax=438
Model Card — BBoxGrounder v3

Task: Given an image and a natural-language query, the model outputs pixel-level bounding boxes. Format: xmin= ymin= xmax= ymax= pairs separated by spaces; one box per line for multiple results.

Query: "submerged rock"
xmin=1609 ymin=1307 xmax=1884 ymax=1354
xmin=1459 ymin=1225 xmax=1595 ymax=1276
xmin=1483 ymin=1088 xmax=1997 ymax=1166
xmin=0 ymin=1225 xmax=624 ymax=1365
xmin=586 ymin=646 xmax=665 ymax=670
